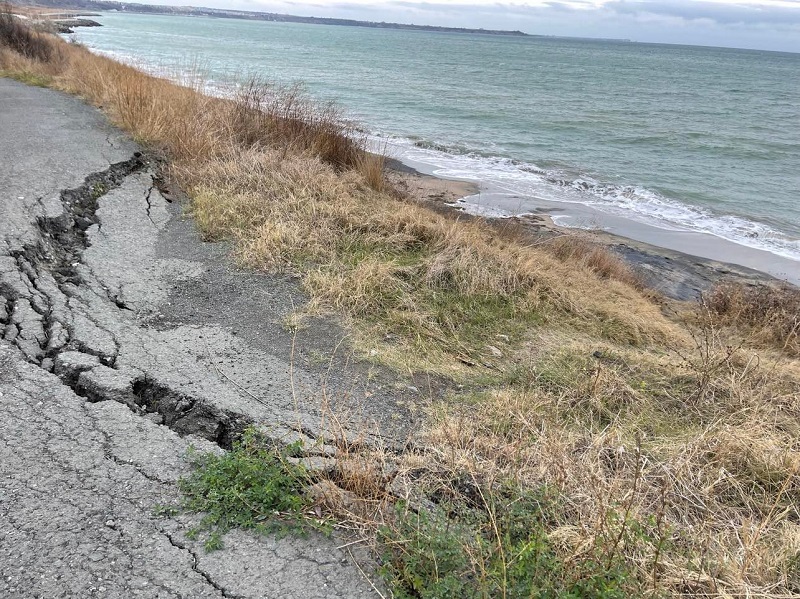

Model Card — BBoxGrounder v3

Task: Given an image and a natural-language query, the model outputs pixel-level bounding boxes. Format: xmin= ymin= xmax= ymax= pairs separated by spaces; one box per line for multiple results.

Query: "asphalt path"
xmin=0 ymin=79 xmax=382 ymax=598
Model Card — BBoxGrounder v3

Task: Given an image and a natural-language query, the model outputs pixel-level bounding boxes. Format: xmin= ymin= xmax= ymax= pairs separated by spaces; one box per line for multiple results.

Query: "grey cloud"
xmin=209 ymin=0 xmax=800 ymax=51
xmin=541 ymin=2 xmax=583 ymax=12
xmin=604 ymin=0 xmax=800 ymax=25
xmin=364 ymin=0 xmax=800 ymax=26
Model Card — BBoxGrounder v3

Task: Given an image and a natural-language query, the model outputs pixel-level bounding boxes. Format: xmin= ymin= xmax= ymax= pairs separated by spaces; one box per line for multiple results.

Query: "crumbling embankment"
xmin=0 ymin=78 xmax=384 ymax=597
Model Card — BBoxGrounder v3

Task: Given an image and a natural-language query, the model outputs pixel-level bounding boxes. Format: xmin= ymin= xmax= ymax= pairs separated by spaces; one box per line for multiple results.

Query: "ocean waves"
xmin=381 ymin=134 xmax=800 ymax=262
xmin=73 ymin=15 xmax=800 ymax=268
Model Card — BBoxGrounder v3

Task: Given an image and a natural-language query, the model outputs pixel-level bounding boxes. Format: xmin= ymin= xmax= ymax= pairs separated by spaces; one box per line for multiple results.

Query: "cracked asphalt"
xmin=0 ymin=79 xmax=384 ymax=597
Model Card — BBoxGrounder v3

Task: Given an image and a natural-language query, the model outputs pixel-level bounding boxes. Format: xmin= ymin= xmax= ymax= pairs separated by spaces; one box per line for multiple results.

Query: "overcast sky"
xmin=141 ymin=0 xmax=800 ymax=52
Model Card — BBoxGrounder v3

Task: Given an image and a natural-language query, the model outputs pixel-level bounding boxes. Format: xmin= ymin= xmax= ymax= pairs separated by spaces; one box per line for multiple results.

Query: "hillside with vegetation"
xmin=2 ymin=10 xmax=799 ymax=597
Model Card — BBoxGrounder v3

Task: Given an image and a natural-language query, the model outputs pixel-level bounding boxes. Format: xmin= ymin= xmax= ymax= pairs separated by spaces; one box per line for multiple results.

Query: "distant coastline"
xmin=12 ymin=0 xmax=530 ymax=36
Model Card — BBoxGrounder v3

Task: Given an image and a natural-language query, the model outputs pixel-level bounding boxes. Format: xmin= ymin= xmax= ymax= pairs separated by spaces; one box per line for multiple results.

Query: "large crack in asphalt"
xmin=0 ymin=153 xmax=346 ymax=596
xmin=0 ymin=154 xmax=265 ymax=453
xmin=1 ymin=154 xmax=147 ymax=366
xmin=1 ymin=151 xmax=346 ymax=461
xmin=36 ymin=153 xmax=148 ymax=288
xmin=1 ymin=81 xmax=386 ymax=598
xmin=130 ymin=375 xmax=250 ymax=450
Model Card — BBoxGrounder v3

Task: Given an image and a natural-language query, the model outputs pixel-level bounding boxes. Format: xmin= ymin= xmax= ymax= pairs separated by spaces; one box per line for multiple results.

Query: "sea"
xmin=70 ymin=13 xmax=800 ymax=281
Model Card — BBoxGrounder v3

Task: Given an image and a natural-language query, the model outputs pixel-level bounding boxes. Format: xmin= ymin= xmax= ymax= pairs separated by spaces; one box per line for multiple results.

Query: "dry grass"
xmin=544 ymin=234 xmax=645 ymax=290
xmin=188 ymin=148 xmax=678 ymax=375
xmin=3 ymin=18 xmax=799 ymax=597
xmin=1 ymin=27 xmax=365 ymax=169
xmin=707 ymin=282 xmax=800 ymax=357
xmin=324 ymin=316 xmax=800 ymax=597
xmin=0 ymin=6 xmax=64 ymax=64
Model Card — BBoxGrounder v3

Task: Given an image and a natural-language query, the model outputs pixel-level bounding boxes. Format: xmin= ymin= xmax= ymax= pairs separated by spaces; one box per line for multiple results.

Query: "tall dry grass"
xmin=707 ymin=282 xmax=800 ymax=357
xmin=3 ymin=18 xmax=799 ymax=597
xmin=1 ymin=24 xmax=366 ymax=169
xmin=187 ymin=148 xmax=679 ymax=374
xmin=326 ymin=316 xmax=800 ymax=597
xmin=544 ymin=234 xmax=645 ymax=290
xmin=0 ymin=6 xmax=60 ymax=62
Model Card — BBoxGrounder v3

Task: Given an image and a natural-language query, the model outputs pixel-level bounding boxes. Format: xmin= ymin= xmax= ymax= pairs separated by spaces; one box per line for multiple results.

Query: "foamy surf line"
xmin=373 ymin=134 xmax=800 ymax=265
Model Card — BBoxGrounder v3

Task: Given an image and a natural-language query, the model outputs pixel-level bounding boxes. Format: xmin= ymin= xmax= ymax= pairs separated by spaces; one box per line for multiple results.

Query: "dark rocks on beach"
xmin=612 ymin=242 xmax=779 ymax=302
xmin=55 ymin=18 xmax=101 ymax=34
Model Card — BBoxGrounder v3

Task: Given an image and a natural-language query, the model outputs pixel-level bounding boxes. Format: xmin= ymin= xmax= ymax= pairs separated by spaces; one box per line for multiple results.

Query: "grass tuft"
xmin=706 ymin=282 xmax=800 ymax=356
xmin=179 ymin=429 xmax=323 ymax=551
xmin=544 ymin=235 xmax=645 ymax=290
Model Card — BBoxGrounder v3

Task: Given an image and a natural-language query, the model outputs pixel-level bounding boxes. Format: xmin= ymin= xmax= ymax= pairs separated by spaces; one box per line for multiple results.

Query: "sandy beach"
xmin=452 ymin=187 xmax=800 ymax=286
xmin=387 ymin=157 xmax=793 ymax=301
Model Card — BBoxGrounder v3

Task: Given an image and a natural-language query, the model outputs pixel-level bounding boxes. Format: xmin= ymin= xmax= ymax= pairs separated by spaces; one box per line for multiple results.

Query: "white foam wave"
xmin=375 ymin=134 xmax=800 ymax=262
xmin=447 ymin=198 xmax=527 ymax=219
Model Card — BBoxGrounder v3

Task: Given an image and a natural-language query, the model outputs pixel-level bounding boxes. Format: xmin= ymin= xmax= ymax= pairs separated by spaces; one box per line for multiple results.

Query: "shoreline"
xmin=386 ymin=157 xmax=793 ymax=301
xmin=463 ymin=189 xmax=800 ymax=286
xmin=370 ymin=147 xmax=800 ymax=291
xmin=68 ymin=14 xmax=800 ymax=281
xmin=52 ymin=28 xmax=796 ymax=300
xmin=388 ymin=151 xmax=800 ymax=288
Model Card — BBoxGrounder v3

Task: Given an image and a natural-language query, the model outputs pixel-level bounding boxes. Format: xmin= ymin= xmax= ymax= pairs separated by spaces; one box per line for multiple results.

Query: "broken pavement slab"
xmin=0 ymin=344 xmax=376 ymax=598
xmin=0 ymin=78 xmax=382 ymax=597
